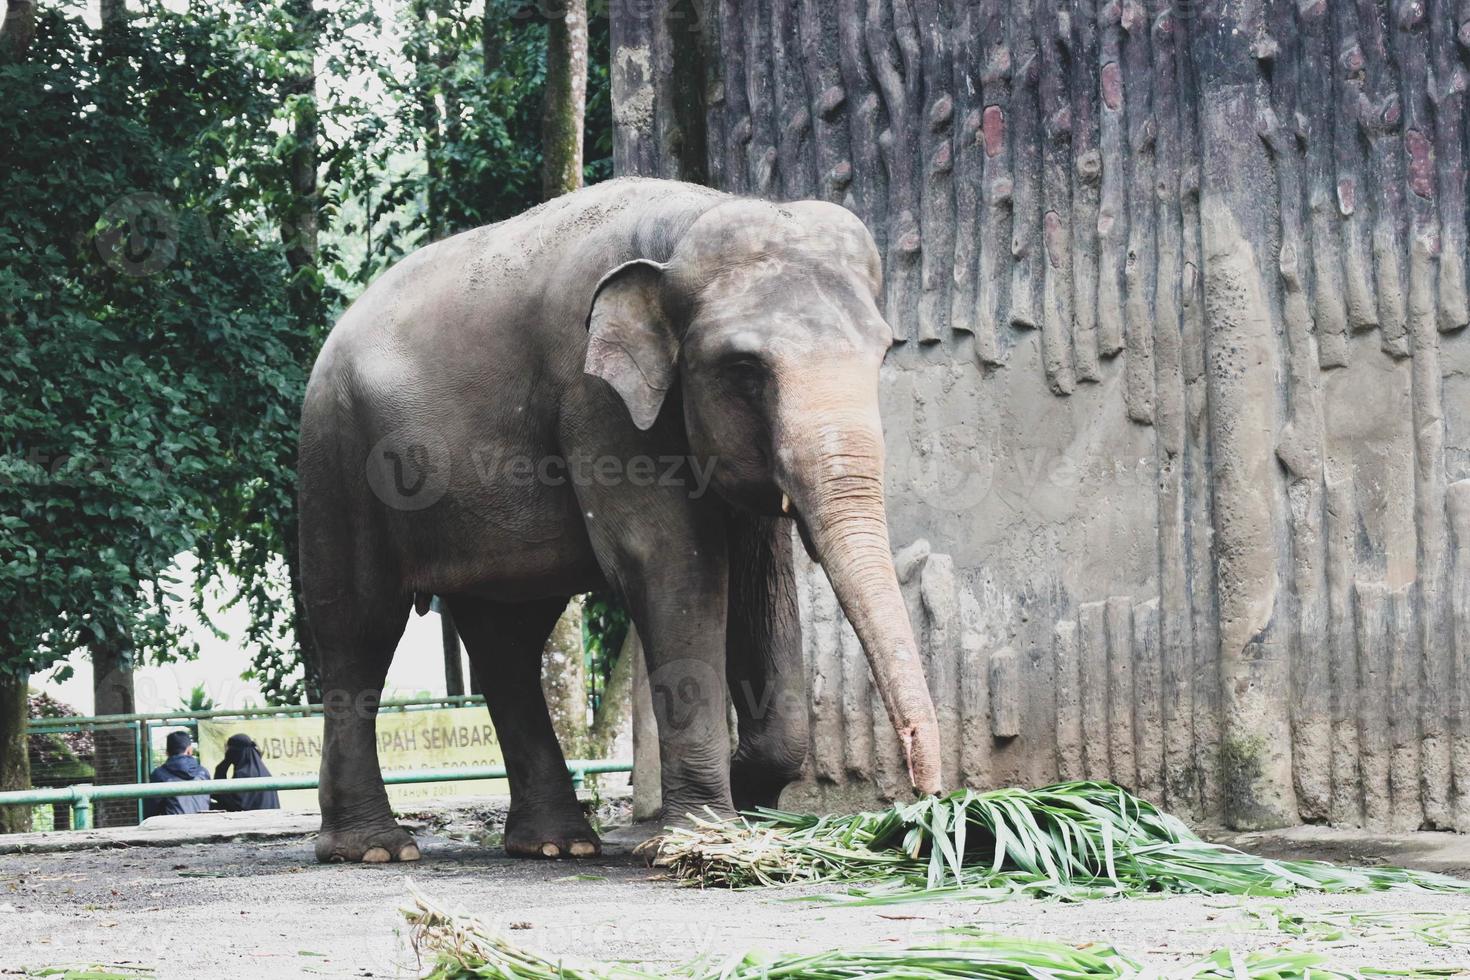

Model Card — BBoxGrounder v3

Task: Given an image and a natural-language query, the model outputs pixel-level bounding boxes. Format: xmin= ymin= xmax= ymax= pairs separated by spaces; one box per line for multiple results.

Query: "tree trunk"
xmin=540 ymin=0 xmax=587 ymax=199
xmin=0 ymin=0 xmax=36 ymax=62
xmin=411 ymin=0 xmax=445 ymax=241
xmin=481 ymin=0 xmax=501 ymax=74
xmin=281 ymin=0 xmax=321 ymax=325
xmin=541 ymin=596 xmax=585 ymax=758
xmin=284 ymin=526 xmax=322 ymax=703
xmin=436 ymin=598 xmax=465 ymax=697
xmin=98 ymin=0 xmax=125 ymax=60
xmin=628 ymin=630 xmax=661 ymax=820
xmin=91 ymin=640 xmax=138 ymax=828
xmin=0 ymin=670 xmax=30 ymax=835
xmin=278 ymin=0 xmax=324 ymax=706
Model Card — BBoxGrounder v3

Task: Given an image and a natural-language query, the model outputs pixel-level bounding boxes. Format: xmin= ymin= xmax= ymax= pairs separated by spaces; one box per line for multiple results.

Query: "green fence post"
xmin=72 ymin=786 xmax=93 ymax=830
xmin=137 ymin=719 xmax=148 ymax=824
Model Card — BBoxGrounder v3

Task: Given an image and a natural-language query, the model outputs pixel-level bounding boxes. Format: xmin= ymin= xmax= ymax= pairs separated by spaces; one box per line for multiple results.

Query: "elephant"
xmin=297 ymin=177 xmax=942 ymax=864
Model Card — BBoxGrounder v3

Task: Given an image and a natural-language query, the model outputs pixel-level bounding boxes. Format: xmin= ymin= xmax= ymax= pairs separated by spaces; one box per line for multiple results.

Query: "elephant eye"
xmin=721 ymin=356 xmax=765 ymax=396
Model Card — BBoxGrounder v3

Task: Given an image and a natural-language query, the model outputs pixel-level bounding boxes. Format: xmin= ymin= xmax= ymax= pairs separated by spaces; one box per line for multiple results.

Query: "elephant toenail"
xmin=362 ymin=846 xmax=392 ymax=863
xmin=398 ymin=843 xmax=422 ymax=862
xmin=569 ymin=841 xmax=597 ymax=857
xmin=540 ymin=843 xmax=561 ymax=857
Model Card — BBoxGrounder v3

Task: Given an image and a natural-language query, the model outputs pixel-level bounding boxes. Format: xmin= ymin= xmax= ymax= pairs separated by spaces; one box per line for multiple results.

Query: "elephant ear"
xmin=584 ymin=258 xmax=678 ymax=431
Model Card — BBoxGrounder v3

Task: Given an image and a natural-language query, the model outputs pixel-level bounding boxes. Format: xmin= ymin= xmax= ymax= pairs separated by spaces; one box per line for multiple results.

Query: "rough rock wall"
xmin=610 ymin=0 xmax=1470 ymax=830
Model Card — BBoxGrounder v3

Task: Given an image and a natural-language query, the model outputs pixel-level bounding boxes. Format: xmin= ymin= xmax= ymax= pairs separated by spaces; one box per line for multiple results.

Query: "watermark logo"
xmin=95 ymin=192 xmax=178 ymax=276
xmin=895 ymin=423 xmax=995 ymax=512
xmin=646 ymin=657 xmax=722 ymax=737
xmin=365 ymin=430 xmax=452 ymax=511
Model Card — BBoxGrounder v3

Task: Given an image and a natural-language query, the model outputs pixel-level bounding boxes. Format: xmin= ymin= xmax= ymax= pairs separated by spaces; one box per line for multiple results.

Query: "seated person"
xmin=211 ymin=733 xmax=280 ymax=811
xmin=145 ymin=730 xmax=212 ymax=817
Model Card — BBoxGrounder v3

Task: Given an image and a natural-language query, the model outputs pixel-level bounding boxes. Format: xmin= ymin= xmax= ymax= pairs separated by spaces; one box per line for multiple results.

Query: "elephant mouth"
xmin=786 ymin=506 xmax=822 ymax=567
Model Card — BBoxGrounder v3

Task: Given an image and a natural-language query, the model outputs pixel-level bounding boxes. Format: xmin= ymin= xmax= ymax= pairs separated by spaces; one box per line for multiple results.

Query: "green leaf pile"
xmin=652 ymin=781 xmax=1470 ymax=902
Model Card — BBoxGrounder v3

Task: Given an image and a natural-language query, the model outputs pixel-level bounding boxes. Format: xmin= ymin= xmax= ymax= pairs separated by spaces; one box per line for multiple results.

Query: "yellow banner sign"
xmin=197 ymin=706 xmax=508 ymax=811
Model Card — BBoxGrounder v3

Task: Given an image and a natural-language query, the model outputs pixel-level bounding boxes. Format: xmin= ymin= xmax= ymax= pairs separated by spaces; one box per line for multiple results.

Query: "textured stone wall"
xmin=610 ymin=0 xmax=1470 ymax=830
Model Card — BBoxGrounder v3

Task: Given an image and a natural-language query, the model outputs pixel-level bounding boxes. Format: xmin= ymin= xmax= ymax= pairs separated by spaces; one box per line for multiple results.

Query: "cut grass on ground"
xmin=651 ymin=782 xmax=1470 ymax=904
xmin=404 ymin=890 xmax=1465 ymax=980
xmin=1250 ymin=907 xmax=1470 ymax=948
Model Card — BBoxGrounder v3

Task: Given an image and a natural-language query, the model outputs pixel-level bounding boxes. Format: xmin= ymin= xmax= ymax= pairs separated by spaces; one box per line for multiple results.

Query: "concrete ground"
xmin=2 ymin=800 xmax=1469 ymax=979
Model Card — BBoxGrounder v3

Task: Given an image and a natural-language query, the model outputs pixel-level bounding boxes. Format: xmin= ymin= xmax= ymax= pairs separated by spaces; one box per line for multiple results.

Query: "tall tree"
xmin=409 ymin=0 xmax=446 ymax=241
xmin=0 ymin=0 xmax=36 ymax=833
xmin=536 ymin=0 xmax=589 ymax=752
xmin=0 ymin=672 xmax=28 ymax=833
xmin=90 ymin=0 xmax=136 ymax=828
xmin=0 ymin=0 xmax=35 ymax=61
xmin=0 ymin=0 xmax=307 ymax=822
xmin=278 ymin=0 xmax=324 ymax=703
xmin=540 ymin=0 xmax=586 ymax=198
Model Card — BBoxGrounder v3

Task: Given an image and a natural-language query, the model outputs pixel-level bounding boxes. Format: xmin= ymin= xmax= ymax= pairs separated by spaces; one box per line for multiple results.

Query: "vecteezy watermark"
xmin=365 ymin=430 xmax=454 ymax=511
xmin=645 ymin=656 xmax=722 ymax=737
xmin=363 ymin=430 xmax=720 ymax=511
xmin=468 ymin=447 xmax=718 ymax=496
xmin=94 ymin=192 xmax=179 ymax=277
xmin=89 ymin=190 xmax=316 ymax=279
xmin=890 ymin=423 xmax=1162 ymax=516
xmin=893 ymin=423 xmax=996 ymax=513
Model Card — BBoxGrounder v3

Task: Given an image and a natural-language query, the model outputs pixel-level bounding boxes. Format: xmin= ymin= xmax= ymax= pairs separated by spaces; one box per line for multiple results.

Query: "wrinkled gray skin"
xmin=298 ymin=178 xmax=941 ymax=863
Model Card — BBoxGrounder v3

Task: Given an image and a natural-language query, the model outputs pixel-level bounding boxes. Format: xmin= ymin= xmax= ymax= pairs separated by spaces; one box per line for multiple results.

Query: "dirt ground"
xmin=2 ymin=800 xmax=1469 ymax=979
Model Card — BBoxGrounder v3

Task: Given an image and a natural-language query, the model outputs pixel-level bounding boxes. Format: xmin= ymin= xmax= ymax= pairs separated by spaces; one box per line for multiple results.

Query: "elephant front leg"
xmin=726 ymin=513 xmax=809 ymax=811
xmin=621 ymin=544 xmax=736 ymax=826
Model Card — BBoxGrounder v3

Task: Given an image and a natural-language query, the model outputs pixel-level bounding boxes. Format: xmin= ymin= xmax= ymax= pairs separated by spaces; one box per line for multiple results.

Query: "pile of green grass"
xmin=404 ymin=892 xmax=1460 ymax=980
xmin=652 ymin=781 xmax=1470 ymax=903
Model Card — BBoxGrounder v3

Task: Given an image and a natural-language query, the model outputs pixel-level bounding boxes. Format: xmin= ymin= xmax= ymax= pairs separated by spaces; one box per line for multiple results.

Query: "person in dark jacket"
xmin=145 ymin=730 xmax=212 ymax=817
xmin=211 ymin=733 xmax=280 ymax=812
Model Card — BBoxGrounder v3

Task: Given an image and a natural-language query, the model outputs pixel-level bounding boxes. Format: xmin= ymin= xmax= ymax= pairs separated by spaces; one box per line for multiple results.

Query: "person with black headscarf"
xmin=211 ymin=733 xmax=281 ymax=812
xmin=145 ymin=730 xmax=212 ymax=817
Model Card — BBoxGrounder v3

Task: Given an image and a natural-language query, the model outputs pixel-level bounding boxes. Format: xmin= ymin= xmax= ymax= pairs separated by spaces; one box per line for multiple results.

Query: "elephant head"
xmin=583 ymin=198 xmax=942 ymax=796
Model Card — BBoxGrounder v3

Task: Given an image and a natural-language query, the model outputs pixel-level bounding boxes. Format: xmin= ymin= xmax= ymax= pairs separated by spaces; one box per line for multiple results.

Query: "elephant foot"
xmin=315 ymin=824 xmax=422 ymax=864
xmin=503 ymin=805 xmax=601 ymax=859
xmin=659 ymin=798 xmax=737 ymax=829
xmin=730 ymin=768 xmax=790 ymax=813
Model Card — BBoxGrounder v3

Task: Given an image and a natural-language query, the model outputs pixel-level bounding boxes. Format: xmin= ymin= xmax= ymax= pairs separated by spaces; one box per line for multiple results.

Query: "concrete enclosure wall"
xmin=608 ymin=0 xmax=1470 ymax=830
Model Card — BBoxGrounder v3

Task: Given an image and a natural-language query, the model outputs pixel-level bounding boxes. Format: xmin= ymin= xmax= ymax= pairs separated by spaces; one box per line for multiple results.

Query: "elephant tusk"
xmin=781 ymin=493 xmax=791 ymax=515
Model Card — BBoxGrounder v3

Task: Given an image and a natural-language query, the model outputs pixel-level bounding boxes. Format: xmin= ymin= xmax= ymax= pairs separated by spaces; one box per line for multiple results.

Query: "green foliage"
xmin=179 ymin=684 xmax=216 ymax=713
xmin=1 ymin=0 xmax=615 ymax=705
xmin=655 ymin=781 xmax=1470 ymax=903
xmin=27 ymin=692 xmax=94 ymax=784
xmin=582 ymin=590 xmax=629 ymax=712
xmin=335 ymin=0 xmax=613 ymax=275
xmin=0 ymin=3 xmax=304 ymax=679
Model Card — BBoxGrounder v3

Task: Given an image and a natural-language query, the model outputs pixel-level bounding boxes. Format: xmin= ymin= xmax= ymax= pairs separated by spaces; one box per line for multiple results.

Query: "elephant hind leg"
xmin=309 ymin=585 xmax=417 ymax=864
xmin=449 ymin=594 xmax=600 ymax=859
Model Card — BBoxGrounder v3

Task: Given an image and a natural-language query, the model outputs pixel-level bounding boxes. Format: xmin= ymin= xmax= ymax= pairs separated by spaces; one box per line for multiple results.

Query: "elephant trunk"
xmin=779 ymin=406 xmax=942 ymax=797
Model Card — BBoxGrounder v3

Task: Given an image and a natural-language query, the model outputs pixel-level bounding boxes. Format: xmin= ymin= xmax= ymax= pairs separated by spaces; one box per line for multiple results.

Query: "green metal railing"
xmin=27 ymin=694 xmax=492 ymax=735
xmin=0 ymin=759 xmax=632 ymax=830
xmin=28 ymin=695 xmax=493 ymax=824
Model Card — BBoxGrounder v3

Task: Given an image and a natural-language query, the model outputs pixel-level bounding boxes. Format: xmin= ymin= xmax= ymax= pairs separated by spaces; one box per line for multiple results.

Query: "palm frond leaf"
xmin=652 ymin=782 xmax=1470 ymax=903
